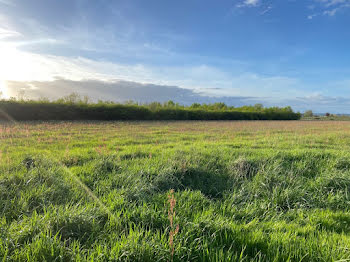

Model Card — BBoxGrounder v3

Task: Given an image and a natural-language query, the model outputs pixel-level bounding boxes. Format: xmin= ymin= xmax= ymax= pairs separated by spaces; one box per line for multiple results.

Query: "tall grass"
xmin=2 ymin=121 xmax=350 ymax=261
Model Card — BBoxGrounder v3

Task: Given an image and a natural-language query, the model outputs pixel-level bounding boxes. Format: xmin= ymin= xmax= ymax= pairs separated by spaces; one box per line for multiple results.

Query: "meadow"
xmin=2 ymin=120 xmax=350 ymax=261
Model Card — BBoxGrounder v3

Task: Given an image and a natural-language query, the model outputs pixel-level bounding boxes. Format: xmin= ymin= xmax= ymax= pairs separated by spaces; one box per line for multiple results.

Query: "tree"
xmin=164 ymin=100 xmax=175 ymax=108
xmin=254 ymin=103 xmax=264 ymax=111
xmin=304 ymin=110 xmax=313 ymax=117
xmin=124 ymin=100 xmax=138 ymax=106
xmin=148 ymin=102 xmax=162 ymax=111
xmin=58 ymin=92 xmax=81 ymax=104
xmin=17 ymin=89 xmax=26 ymax=101
xmin=211 ymin=102 xmax=227 ymax=110
xmin=190 ymin=103 xmax=201 ymax=109
xmin=82 ymin=95 xmax=90 ymax=104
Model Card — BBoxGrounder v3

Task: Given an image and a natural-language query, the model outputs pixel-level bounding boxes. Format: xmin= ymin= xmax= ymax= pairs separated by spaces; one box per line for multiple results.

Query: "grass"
xmin=2 ymin=120 xmax=350 ymax=261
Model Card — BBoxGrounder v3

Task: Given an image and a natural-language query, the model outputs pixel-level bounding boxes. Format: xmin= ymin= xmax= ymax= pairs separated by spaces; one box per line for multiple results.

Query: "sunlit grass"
xmin=2 ymin=120 xmax=350 ymax=261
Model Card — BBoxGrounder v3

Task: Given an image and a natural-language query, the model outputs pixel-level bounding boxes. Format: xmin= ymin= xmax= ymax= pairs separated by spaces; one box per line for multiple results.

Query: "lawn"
xmin=2 ymin=120 xmax=350 ymax=261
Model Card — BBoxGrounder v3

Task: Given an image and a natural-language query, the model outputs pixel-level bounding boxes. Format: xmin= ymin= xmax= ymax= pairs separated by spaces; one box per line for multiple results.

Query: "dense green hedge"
xmin=0 ymin=100 xmax=301 ymax=121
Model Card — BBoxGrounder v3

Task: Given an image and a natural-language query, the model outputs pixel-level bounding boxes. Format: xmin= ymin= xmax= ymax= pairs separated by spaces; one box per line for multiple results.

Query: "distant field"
xmin=2 ymin=121 xmax=350 ymax=261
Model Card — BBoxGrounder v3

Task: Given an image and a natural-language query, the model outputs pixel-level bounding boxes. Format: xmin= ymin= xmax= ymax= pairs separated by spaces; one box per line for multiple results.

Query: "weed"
xmin=167 ymin=189 xmax=179 ymax=262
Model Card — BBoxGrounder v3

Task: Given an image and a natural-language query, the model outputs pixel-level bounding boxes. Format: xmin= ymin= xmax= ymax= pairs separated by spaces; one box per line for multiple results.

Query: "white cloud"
xmin=244 ymin=0 xmax=259 ymax=6
xmin=323 ymin=8 xmax=339 ymax=15
xmin=236 ymin=0 xmax=260 ymax=8
xmin=0 ymin=42 xmax=305 ymax=100
xmin=317 ymin=0 xmax=348 ymax=7
xmin=307 ymin=14 xmax=318 ymax=19
xmin=235 ymin=0 xmax=273 ymax=16
xmin=0 ymin=27 xmax=21 ymax=39
xmin=312 ymin=0 xmax=350 ymax=16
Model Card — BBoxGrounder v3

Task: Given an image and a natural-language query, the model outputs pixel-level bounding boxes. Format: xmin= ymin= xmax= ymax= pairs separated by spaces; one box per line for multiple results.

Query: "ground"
xmin=2 ymin=120 xmax=350 ymax=261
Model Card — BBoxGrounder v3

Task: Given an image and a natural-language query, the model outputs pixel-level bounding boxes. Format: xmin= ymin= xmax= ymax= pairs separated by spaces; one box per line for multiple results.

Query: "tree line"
xmin=0 ymin=93 xmax=301 ymax=121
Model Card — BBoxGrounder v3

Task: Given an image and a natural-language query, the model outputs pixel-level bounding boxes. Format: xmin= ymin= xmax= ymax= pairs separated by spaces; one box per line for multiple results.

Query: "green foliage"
xmin=0 ymin=95 xmax=301 ymax=121
xmin=304 ymin=110 xmax=313 ymax=117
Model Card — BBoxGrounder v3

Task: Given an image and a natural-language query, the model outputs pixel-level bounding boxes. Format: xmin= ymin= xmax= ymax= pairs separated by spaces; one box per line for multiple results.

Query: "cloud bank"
xmin=5 ymin=78 xmax=258 ymax=106
xmin=5 ymin=78 xmax=350 ymax=113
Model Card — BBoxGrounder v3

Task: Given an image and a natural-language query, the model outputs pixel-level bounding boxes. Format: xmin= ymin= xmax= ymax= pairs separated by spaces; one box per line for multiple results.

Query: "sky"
xmin=1 ymin=0 xmax=350 ymax=112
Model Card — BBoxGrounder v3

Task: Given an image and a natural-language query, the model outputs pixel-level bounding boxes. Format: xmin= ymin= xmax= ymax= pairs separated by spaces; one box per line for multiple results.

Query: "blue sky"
xmin=1 ymin=0 xmax=350 ymax=112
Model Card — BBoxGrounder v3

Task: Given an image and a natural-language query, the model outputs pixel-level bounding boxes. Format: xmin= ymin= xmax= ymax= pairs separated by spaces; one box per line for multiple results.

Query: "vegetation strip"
xmin=0 ymin=96 xmax=300 ymax=121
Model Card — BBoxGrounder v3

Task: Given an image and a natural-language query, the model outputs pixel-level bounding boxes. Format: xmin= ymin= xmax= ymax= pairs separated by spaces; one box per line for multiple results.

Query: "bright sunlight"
xmin=0 ymin=43 xmax=49 ymax=82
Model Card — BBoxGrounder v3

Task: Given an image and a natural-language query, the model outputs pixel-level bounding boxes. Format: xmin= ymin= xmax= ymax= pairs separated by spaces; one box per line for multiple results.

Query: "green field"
xmin=2 ymin=120 xmax=350 ymax=261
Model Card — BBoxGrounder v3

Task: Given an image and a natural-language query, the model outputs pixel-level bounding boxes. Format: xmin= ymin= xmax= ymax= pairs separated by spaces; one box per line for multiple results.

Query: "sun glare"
xmin=0 ymin=43 xmax=35 ymax=82
xmin=0 ymin=42 xmax=62 ymax=85
xmin=0 ymin=42 xmax=51 ymax=99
